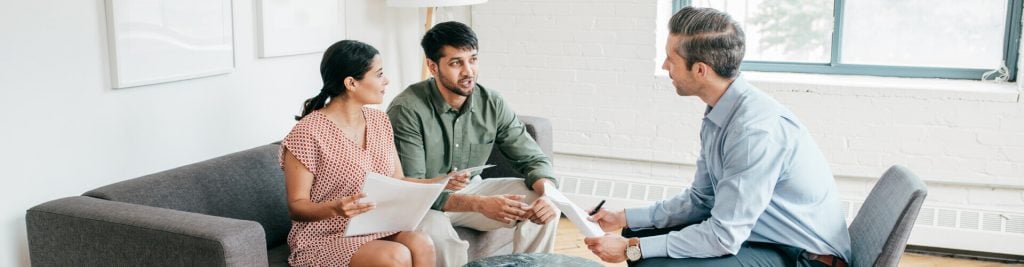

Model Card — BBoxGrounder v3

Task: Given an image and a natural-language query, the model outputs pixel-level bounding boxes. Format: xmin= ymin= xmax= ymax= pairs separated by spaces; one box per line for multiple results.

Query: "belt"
xmin=802 ymin=252 xmax=848 ymax=267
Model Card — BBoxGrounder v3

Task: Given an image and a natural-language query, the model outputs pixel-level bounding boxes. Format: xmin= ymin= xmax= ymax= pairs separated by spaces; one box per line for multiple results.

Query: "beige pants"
xmin=415 ymin=177 xmax=558 ymax=267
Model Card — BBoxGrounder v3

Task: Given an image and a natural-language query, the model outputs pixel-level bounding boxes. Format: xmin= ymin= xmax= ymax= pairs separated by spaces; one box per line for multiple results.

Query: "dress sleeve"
xmin=281 ymin=121 xmax=320 ymax=174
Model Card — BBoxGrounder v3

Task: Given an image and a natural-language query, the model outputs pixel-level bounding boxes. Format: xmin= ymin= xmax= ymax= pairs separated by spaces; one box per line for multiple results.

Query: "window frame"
xmin=672 ymin=0 xmax=1023 ymax=81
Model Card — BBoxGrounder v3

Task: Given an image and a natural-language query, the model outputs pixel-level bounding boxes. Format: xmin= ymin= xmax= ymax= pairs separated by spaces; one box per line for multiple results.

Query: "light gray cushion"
xmin=848 ymin=165 xmax=928 ymax=267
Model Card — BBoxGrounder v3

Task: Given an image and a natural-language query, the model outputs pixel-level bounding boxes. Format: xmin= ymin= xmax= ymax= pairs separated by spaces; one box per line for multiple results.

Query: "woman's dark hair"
xmin=421 ymin=21 xmax=478 ymax=63
xmin=295 ymin=40 xmax=379 ymax=120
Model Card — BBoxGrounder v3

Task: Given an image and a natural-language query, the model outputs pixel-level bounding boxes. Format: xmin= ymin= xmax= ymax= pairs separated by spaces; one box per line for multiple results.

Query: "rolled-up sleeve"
xmin=493 ymin=96 xmax=556 ymax=189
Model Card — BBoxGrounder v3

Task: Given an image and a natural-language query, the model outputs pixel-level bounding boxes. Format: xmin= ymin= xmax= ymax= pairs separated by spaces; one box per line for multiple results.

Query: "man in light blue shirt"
xmin=584 ymin=7 xmax=852 ymax=267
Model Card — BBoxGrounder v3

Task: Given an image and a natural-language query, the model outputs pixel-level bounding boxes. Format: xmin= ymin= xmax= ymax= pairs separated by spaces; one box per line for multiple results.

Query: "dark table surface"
xmin=464 ymin=253 xmax=603 ymax=267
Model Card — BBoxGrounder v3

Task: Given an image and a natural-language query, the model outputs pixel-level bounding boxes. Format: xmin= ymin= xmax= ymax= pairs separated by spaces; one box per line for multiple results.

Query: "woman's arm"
xmin=284 ymin=148 xmax=373 ymax=222
xmin=390 ymin=147 xmax=470 ymax=189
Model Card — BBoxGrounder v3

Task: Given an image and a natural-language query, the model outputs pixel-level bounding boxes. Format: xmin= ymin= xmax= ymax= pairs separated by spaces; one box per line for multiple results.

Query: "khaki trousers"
xmin=415 ymin=177 xmax=558 ymax=267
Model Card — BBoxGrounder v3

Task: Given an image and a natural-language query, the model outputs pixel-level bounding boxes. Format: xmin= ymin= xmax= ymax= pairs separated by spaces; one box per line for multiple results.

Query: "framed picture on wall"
xmin=256 ymin=0 xmax=345 ymax=58
xmin=105 ymin=0 xmax=235 ymax=89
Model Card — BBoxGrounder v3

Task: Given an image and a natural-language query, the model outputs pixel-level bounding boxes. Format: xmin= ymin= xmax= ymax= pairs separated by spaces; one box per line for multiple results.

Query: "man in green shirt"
xmin=387 ymin=21 xmax=559 ymax=266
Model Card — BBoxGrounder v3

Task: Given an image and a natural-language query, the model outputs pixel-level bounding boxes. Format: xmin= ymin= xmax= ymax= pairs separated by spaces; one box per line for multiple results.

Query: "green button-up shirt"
xmin=386 ymin=78 xmax=556 ymax=210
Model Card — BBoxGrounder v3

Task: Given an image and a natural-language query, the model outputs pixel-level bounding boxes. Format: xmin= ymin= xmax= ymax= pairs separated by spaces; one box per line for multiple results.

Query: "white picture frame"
xmin=256 ymin=0 xmax=345 ymax=58
xmin=105 ymin=0 xmax=235 ymax=89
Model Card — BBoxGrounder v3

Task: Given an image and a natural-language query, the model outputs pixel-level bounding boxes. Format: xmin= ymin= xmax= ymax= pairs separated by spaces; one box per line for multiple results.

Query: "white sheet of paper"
xmin=345 ymin=172 xmax=445 ymax=237
xmin=454 ymin=164 xmax=495 ymax=176
xmin=544 ymin=183 xmax=605 ymax=237
xmin=449 ymin=164 xmax=495 ymax=190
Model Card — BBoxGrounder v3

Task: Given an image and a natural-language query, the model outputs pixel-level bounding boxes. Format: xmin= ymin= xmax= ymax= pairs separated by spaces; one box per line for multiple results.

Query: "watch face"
xmin=626 ymin=246 xmax=641 ymax=261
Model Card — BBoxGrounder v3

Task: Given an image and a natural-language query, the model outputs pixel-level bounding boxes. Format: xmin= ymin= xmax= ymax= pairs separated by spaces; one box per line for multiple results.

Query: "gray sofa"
xmin=25 ymin=115 xmax=552 ymax=266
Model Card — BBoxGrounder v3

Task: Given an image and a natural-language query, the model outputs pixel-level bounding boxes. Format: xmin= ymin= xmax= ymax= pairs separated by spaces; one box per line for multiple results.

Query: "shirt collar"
xmin=427 ymin=78 xmax=477 ymax=115
xmin=704 ymin=74 xmax=750 ymax=127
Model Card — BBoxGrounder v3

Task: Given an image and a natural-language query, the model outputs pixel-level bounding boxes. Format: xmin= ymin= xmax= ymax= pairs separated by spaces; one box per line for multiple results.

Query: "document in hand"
xmin=456 ymin=164 xmax=496 ymax=191
xmin=544 ymin=183 xmax=605 ymax=237
xmin=345 ymin=172 xmax=446 ymax=237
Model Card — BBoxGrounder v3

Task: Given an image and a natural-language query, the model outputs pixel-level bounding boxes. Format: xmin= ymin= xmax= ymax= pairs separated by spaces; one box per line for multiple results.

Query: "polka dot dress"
xmin=280 ymin=107 xmax=397 ymax=267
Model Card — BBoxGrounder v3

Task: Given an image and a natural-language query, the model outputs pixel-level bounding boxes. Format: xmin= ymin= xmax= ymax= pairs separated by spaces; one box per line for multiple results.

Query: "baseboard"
xmin=905 ymin=245 xmax=1024 ymax=263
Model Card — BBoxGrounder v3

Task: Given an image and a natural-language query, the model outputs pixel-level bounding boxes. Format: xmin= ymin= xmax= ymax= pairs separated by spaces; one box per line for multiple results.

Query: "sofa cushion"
xmin=83 ymin=144 xmax=291 ymax=247
xmin=267 ymin=244 xmax=290 ymax=267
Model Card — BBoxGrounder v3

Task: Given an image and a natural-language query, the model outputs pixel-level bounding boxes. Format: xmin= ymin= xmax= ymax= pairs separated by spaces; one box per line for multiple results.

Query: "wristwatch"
xmin=626 ymin=237 xmax=642 ymax=262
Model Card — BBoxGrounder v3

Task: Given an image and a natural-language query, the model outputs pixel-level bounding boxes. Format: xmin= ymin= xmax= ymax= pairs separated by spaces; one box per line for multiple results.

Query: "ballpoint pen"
xmin=588 ymin=200 xmax=606 ymax=216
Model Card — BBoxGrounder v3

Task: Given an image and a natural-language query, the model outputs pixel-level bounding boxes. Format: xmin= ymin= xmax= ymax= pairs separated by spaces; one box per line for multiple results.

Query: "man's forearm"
xmin=442 ymin=193 xmax=479 ymax=212
xmin=531 ymin=178 xmax=556 ymax=194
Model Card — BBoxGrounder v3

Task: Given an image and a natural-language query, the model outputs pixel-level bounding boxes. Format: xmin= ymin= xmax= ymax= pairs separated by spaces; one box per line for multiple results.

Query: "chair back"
xmin=849 ymin=165 xmax=928 ymax=267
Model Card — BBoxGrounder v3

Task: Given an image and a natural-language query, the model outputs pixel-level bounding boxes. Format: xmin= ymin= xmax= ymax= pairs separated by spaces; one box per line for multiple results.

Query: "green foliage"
xmin=748 ymin=0 xmax=834 ymax=56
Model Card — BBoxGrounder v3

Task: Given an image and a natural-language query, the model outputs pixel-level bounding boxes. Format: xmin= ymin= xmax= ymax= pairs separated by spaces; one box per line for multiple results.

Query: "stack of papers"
xmin=345 ymin=172 xmax=446 ymax=236
xmin=544 ymin=183 xmax=605 ymax=237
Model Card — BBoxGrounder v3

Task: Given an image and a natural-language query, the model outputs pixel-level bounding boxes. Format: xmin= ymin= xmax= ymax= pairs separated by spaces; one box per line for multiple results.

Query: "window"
xmin=671 ymin=0 xmax=1023 ymax=81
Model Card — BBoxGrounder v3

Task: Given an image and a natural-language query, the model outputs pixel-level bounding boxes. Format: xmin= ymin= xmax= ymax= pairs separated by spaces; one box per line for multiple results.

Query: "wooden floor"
xmin=552 ymin=218 xmax=1022 ymax=267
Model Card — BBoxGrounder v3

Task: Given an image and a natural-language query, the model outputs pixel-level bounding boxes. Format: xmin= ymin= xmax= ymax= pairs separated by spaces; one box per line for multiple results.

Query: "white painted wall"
xmin=471 ymin=0 xmax=1024 ymax=254
xmin=0 ymin=0 xmax=422 ymax=266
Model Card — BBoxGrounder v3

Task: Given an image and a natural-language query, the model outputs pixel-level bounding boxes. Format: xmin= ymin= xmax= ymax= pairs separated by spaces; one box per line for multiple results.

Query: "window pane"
xmin=842 ymin=0 xmax=1007 ymax=69
xmin=692 ymin=0 xmax=834 ymax=63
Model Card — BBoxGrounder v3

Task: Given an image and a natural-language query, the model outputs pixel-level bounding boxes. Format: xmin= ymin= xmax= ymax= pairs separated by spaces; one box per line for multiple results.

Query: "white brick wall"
xmin=470 ymin=0 xmax=1024 ymax=216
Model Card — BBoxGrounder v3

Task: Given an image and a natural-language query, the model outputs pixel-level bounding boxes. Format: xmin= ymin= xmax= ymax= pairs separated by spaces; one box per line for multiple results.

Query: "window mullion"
xmin=1002 ymin=0 xmax=1022 ymax=81
xmin=674 ymin=0 xmax=691 ymax=12
xmin=831 ymin=0 xmax=845 ymax=67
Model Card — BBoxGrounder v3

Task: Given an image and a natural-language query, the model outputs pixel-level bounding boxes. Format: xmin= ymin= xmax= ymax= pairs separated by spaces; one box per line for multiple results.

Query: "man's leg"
xmin=636 ymin=243 xmax=789 ymax=267
xmin=512 ymin=211 xmax=558 ymax=253
xmin=448 ymin=177 xmax=558 ymax=253
xmin=623 ymin=227 xmax=800 ymax=267
xmin=416 ymin=210 xmax=470 ymax=267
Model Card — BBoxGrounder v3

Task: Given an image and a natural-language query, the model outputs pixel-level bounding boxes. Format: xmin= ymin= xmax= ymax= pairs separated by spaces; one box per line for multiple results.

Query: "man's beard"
xmin=438 ymin=67 xmax=474 ymax=97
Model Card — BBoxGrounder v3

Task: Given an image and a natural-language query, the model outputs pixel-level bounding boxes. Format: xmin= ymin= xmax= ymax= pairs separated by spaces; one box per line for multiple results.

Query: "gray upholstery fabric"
xmin=26 ymin=196 xmax=266 ymax=266
xmin=480 ymin=115 xmax=553 ymax=179
xmin=267 ymin=245 xmax=290 ymax=267
xmin=848 ymin=165 xmax=928 ymax=267
xmin=83 ymin=144 xmax=291 ymax=248
xmin=26 ymin=117 xmax=551 ymax=266
xmin=461 ymin=115 xmax=552 ymax=260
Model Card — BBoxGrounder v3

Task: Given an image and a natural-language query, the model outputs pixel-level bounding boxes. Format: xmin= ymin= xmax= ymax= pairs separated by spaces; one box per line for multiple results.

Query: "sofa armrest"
xmin=481 ymin=115 xmax=554 ymax=179
xmin=26 ymin=196 xmax=268 ymax=267
xmin=517 ymin=115 xmax=553 ymax=157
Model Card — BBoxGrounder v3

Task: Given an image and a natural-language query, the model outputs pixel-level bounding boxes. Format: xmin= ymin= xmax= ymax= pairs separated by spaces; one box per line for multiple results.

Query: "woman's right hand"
xmin=425 ymin=168 xmax=471 ymax=191
xmin=331 ymin=193 xmax=375 ymax=218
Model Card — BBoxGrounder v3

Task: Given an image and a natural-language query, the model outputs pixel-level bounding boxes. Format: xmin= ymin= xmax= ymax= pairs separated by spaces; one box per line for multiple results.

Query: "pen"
xmin=588 ymin=200 xmax=606 ymax=216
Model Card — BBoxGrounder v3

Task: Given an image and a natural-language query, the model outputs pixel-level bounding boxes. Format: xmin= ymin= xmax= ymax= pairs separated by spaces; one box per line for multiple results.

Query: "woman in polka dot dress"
xmin=280 ymin=40 xmax=467 ymax=267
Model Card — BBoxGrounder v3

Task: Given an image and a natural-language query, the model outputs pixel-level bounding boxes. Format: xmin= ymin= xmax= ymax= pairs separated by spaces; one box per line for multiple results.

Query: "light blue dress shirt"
xmin=625 ymin=75 xmax=852 ymax=261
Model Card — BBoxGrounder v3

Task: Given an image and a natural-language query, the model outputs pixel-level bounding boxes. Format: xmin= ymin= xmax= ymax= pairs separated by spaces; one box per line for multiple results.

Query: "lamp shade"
xmin=386 ymin=0 xmax=487 ymax=8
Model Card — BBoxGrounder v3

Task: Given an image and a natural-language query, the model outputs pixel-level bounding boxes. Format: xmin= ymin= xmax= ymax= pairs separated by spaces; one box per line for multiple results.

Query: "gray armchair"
xmin=848 ymin=165 xmax=928 ymax=267
xmin=25 ymin=115 xmax=553 ymax=266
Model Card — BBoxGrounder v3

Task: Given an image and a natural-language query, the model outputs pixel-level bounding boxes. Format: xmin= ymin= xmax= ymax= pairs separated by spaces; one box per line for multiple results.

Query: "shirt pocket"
xmin=467 ymin=141 xmax=494 ymax=172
